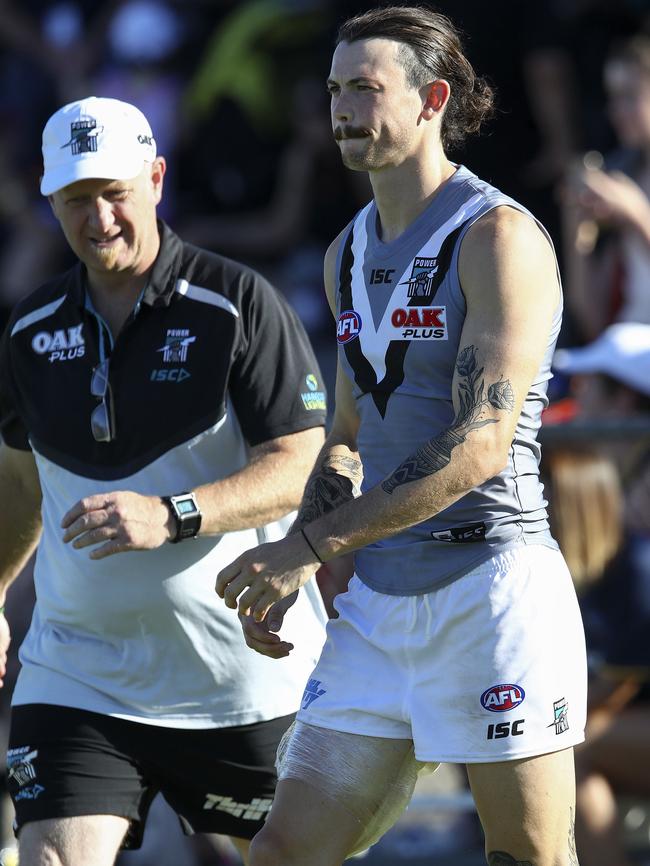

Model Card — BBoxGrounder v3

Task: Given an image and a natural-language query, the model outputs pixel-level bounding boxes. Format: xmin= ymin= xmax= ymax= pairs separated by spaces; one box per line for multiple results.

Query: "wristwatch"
xmin=163 ymin=492 xmax=202 ymax=543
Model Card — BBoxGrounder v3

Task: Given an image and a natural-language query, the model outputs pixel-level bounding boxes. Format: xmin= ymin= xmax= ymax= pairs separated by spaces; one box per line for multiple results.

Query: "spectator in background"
xmin=562 ymin=35 xmax=650 ymax=340
xmin=553 ymin=322 xmax=650 ymax=487
xmin=541 ymin=446 xmax=650 ymax=866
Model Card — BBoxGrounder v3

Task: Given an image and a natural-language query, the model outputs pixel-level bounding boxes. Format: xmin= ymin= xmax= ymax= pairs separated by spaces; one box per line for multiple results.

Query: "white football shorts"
xmin=297 ymin=544 xmax=587 ymax=763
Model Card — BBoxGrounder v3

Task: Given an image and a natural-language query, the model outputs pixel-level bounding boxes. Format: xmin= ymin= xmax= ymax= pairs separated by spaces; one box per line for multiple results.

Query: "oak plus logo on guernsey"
xmin=392 ymin=256 xmax=448 ymax=340
xmin=337 ymin=309 xmax=362 ymax=344
xmin=31 ymin=325 xmax=85 ymax=362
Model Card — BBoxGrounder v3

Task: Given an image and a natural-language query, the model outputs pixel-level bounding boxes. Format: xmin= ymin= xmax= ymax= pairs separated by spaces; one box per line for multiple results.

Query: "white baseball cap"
xmin=553 ymin=322 xmax=650 ymax=397
xmin=40 ymin=96 xmax=156 ymax=195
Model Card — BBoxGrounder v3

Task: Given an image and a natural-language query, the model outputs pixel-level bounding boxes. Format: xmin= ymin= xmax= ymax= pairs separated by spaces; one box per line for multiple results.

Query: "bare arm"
xmin=60 ymin=426 xmax=324 ymax=559
xmin=0 ymin=443 xmax=42 ymax=686
xmin=217 ymin=207 xmax=560 ymax=619
xmin=0 ymin=443 xmax=42 ymax=602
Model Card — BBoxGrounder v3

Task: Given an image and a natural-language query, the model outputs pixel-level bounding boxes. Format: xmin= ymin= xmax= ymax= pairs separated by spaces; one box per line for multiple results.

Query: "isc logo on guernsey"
xmin=337 ymin=310 xmax=362 ymax=344
xmin=480 ymin=683 xmax=526 ymax=712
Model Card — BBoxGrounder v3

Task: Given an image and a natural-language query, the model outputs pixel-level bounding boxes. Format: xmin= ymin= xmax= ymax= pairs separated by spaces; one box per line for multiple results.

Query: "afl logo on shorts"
xmin=337 ymin=310 xmax=362 ymax=344
xmin=480 ymin=683 xmax=526 ymax=712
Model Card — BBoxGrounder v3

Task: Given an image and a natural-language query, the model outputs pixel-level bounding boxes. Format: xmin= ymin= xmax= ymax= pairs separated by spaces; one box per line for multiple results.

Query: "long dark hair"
xmin=336 ymin=5 xmax=494 ymax=150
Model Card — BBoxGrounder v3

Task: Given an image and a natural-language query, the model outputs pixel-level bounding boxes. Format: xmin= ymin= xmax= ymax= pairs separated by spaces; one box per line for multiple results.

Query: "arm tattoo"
xmin=382 ymin=345 xmax=514 ymax=494
xmin=488 ymin=855 xmax=533 ymax=866
xmin=295 ymin=455 xmax=363 ymax=525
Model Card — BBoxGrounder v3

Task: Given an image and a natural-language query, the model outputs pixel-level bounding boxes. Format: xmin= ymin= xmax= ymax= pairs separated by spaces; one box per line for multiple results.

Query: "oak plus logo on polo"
xmin=337 ymin=310 xmax=362 ymax=344
xmin=480 ymin=683 xmax=526 ymax=713
xmin=31 ymin=325 xmax=85 ymax=362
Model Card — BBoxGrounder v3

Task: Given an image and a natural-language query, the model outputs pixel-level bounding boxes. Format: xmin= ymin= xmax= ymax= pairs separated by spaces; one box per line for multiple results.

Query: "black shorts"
xmin=7 ymin=704 xmax=294 ymax=848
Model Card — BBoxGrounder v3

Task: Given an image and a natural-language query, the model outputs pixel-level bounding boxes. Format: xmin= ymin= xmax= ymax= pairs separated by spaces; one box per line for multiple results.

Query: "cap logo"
xmin=61 ymin=118 xmax=103 ymax=155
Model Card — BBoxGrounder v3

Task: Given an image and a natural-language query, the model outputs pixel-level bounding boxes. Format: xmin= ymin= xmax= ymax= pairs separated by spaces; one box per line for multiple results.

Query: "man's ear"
xmin=150 ymin=157 xmax=166 ymax=204
xmin=421 ymin=80 xmax=450 ymax=119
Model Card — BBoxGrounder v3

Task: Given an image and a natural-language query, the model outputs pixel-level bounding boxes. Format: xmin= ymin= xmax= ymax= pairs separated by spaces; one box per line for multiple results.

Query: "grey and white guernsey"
xmin=336 ymin=165 xmax=560 ymax=595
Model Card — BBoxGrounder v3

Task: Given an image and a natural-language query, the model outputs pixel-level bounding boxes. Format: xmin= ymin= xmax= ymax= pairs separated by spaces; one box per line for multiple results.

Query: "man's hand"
xmin=569 ymin=167 xmax=650 ymax=234
xmin=61 ymin=492 xmax=173 ymax=559
xmin=0 ymin=611 xmax=10 ymax=688
xmin=216 ymin=533 xmax=320 ymax=622
xmin=238 ymin=592 xmax=299 ymax=658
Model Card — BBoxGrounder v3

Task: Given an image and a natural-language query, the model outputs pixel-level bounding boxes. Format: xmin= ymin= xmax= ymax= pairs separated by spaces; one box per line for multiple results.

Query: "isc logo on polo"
xmin=390 ymin=306 xmax=447 ymax=341
xmin=337 ymin=310 xmax=362 ymax=344
xmin=480 ymin=683 xmax=526 ymax=713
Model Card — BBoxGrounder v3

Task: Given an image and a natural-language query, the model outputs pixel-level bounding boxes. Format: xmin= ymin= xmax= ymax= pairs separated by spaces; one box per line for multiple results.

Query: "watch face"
xmin=177 ymin=498 xmax=197 ymax=515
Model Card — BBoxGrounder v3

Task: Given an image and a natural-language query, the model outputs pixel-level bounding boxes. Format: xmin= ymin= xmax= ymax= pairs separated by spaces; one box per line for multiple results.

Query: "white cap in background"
xmin=553 ymin=322 xmax=650 ymax=397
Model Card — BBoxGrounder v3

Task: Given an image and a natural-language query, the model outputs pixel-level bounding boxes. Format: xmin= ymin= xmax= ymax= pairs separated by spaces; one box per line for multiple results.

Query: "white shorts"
xmin=297 ymin=545 xmax=587 ymax=763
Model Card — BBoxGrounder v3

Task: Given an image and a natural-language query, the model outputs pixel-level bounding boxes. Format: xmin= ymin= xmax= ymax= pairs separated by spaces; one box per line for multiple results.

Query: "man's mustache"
xmin=334 ymin=126 xmax=370 ymax=141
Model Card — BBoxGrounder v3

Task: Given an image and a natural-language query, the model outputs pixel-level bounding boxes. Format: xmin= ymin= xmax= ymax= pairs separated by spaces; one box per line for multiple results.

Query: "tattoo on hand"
xmin=488 ymin=854 xmax=533 ymax=866
xmin=297 ymin=456 xmax=363 ymax=524
xmin=382 ymin=345 xmax=514 ymax=494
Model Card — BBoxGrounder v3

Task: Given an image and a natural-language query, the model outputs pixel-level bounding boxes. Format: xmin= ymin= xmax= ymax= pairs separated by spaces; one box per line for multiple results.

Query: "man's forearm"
xmin=304 ymin=346 xmax=514 ymax=560
xmin=0 ymin=503 xmax=41 ymax=604
xmin=194 ymin=428 xmax=325 ymax=535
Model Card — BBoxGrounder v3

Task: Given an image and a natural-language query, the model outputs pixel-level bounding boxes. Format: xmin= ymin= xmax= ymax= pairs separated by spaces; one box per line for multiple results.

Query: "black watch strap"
xmin=163 ymin=492 xmax=202 ymax=543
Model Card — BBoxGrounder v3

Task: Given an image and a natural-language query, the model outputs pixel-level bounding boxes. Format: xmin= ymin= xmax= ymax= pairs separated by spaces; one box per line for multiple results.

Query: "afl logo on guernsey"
xmin=337 ymin=310 xmax=362 ymax=344
xmin=481 ymin=684 xmax=526 ymax=712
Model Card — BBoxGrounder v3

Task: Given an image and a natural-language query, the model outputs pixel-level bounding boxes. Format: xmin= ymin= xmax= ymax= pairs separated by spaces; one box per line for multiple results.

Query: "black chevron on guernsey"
xmin=340 ymin=218 xmax=473 ymax=418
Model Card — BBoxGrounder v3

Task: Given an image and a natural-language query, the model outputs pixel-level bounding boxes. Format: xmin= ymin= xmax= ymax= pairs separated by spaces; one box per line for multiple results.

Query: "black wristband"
xmin=300 ymin=527 xmax=324 ymax=563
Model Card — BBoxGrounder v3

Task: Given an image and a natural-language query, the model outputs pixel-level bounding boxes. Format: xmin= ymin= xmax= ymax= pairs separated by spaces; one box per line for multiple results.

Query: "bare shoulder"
xmin=459 ymin=205 xmax=559 ymax=305
xmin=323 ymin=225 xmax=351 ymax=314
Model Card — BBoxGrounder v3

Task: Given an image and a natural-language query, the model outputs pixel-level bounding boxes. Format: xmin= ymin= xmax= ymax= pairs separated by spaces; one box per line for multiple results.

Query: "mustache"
xmin=334 ymin=126 xmax=370 ymax=141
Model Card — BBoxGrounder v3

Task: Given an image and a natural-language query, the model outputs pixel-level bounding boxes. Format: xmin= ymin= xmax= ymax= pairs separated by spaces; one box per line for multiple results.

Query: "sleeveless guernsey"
xmin=336 ymin=164 xmax=560 ymax=595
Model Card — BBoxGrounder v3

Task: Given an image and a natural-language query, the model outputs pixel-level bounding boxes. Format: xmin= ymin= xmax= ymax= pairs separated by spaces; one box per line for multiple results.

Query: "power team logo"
xmin=301 ymin=678 xmax=326 ymax=710
xmin=337 ymin=310 xmax=362 ymax=344
xmin=151 ymin=328 xmax=196 ymax=382
xmin=157 ymin=329 xmax=196 ymax=363
xmin=61 ymin=118 xmax=103 ymax=155
xmin=401 ymin=256 xmax=439 ymax=298
xmin=392 ymin=257 xmax=448 ymax=341
xmin=300 ymin=374 xmax=326 ymax=412
xmin=7 ymin=746 xmax=44 ymax=802
xmin=31 ymin=325 xmax=85 ymax=362
xmin=480 ymin=684 xmax=526 ymax=713
xmin=548 ymin=697 xmax=570 ymax=734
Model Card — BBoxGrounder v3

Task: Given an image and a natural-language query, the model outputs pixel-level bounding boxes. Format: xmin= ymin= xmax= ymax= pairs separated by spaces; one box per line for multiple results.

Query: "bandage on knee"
xmin=276 ymin=721 xmax=438 ymax=856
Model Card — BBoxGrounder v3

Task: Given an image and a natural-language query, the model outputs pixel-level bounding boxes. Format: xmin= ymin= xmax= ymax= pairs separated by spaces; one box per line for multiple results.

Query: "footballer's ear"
xmin=421 ymin=80 xmax=450 ymax=119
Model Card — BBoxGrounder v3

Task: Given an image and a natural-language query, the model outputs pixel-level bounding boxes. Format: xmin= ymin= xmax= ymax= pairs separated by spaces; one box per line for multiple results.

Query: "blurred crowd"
xmin=1 ymin=1 xmax=650 ymax=865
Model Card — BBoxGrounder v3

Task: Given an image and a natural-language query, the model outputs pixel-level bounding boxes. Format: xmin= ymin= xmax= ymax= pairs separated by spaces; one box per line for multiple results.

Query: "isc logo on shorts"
xmin=480 ymin=683 xmax=526 ymax=712
xmin=337 ymin=310 xmax=362 ymax=344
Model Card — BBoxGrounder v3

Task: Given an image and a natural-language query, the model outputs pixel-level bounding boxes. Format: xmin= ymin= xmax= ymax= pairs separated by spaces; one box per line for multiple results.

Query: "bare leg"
xmin=248 ymin=727 xmax=417 ymax=866
xmin=467 ymin=747 xmax=578 ymax=866
xmin=19 ymin=815 xmax=129 ymax=866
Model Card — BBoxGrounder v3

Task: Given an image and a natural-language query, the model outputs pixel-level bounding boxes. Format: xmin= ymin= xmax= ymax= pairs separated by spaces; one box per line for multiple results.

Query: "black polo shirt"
xmin=0 ymin=221 xmax=326 ymax=479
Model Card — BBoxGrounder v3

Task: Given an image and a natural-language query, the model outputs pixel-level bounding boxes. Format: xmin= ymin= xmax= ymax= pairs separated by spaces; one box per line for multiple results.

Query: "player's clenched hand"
xmin=238 ymin=592 xmax=299 ymax=659
xmin=61 ymin=491 xmax=173 ymax=559
xmin=216 ymin=534 xmax=320 ymax=622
